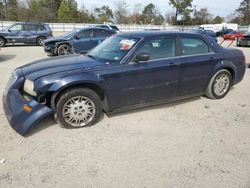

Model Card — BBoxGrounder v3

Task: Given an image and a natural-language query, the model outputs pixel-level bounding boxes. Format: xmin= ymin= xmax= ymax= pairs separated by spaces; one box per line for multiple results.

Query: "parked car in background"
xmin=0 ymin=22 xmax=53 ymax=47
xmin=43 ymin=28 xmax=116 ymax=56
xmin=216 ymin=28 xmax=234 ymax=37
xmin=3 ymin=31 xmax=246 ymax=135
xmin=93 ymin=24 xmax=120 ymax=32
xmin=191 ymin=29 xmax=217 ymax=42
xmin=237 ymin=32 xmax=250 ymax=47
xmin=223 ymin=31 xmax=245 ymax=40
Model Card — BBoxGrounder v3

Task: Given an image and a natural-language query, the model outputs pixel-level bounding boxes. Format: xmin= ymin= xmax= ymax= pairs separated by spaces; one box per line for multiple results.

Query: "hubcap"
xmin=59 ymin=45 xmax=71 ymax=55
xmin=62 ymin=96 xmax=95 ymax=127
xmin=214 ymin=74 xmax=230 ymax=96
xmin=0 ymin=39 xmax=4 ymax=46
xmin=38 ymin=38 xmax=44 ymax=45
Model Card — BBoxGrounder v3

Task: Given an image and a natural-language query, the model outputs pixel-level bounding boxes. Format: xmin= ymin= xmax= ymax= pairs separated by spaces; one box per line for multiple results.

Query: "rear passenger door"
xmin=178 ymin=37 xmax=218 ymax=96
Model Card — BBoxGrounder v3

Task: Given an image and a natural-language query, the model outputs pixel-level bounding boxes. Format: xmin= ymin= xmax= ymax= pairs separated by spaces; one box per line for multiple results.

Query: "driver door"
xmin=102 ymin=37 xmax=180 ymax=110
xmin=72 ymin=29 xmax=94 ymax=53
xmin=7 ymin=24 xmax=23 ymax=43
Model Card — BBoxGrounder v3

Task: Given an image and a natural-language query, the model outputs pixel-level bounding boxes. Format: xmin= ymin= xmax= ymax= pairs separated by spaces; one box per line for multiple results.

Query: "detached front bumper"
xmin=2 ymin=71 xmax=53 ymax=135
xmin=43 ymin=45 xmax=56 ymax=54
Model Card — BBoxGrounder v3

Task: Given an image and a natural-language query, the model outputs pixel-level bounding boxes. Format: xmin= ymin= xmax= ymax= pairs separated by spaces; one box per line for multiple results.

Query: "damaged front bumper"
xmin=2 ymin=69 xmax=53 ymax=135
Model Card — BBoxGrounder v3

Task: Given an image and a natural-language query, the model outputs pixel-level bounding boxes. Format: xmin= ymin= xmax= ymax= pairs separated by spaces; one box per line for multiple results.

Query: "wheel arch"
xmin=50 ymin=82 xmax=106 ymax=111
xmin=0 ymin=36 xmax=7 ymax=43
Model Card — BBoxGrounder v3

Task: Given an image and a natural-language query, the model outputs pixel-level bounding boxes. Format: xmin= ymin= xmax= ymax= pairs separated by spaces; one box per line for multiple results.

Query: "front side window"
xmin=9 ymin=24 xmax=22 ymax=31
xmin=136 ymin=38 xmax=176 ymax=61
xmin=77 ymin=30 xmax=93 ymax=38
xmin=87 ymin=35 xmax=140 ymax=63
xmin=94 ymin=30 xmax=112 ymax=37
xmin=181 ymin=38 xmax=210 ymax=56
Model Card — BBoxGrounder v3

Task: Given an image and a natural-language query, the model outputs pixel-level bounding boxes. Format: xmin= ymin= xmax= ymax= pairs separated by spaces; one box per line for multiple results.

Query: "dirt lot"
xmin=0 ymin=41 xmax=250 ymax=188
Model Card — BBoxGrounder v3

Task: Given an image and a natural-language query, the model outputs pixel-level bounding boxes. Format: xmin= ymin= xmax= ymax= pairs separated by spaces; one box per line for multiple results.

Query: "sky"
xmin=76 ymin=0 xmax=243 ymax=17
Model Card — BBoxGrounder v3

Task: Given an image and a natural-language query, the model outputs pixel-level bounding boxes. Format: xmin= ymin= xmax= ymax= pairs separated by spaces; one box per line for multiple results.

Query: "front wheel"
xmin=56 ymin=88 xmax=102 ymax=129
xmin=57 ymin=44 xmax=72 ymax=56
xmin=205 ymin=69 xmax=232 ymax=99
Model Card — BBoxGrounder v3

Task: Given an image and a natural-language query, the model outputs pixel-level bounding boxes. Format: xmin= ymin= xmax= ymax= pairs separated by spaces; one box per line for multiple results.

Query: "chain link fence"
xmin=0 ymin=21 xmax=249 ymax=32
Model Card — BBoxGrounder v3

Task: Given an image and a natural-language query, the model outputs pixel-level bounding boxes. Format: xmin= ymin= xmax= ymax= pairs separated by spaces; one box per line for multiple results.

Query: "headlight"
xmin=23 ymin=79 xmax=37 ymax=96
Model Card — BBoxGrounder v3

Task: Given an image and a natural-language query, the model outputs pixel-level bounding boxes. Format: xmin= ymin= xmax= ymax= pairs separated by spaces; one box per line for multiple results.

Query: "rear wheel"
xmin=57 ymin=44 xmax=72 ymax=56
xmin=36 ymin=37 xmax=45 ymax=46
xmin=0 ymin=37 xmax=6 ymax=47
xmin=206 ymin=69 xmax=232 ymax=99
xmin=56 ymin=88 xmax=102 ymax=129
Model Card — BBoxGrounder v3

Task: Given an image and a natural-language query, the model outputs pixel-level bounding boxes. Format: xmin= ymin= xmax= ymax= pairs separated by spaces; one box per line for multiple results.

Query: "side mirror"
xmin=8 ymin=29 xmax=11 ymax=32
xmin=134 ymin=53 xmax=150 ymax=63
xmin=74 ymin=35 xmax=80 ymax=40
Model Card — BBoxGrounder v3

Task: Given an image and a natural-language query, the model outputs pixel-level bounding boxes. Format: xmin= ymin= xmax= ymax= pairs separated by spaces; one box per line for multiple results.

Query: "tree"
xmin=165 ymin=11 xmax=176 ymax=25
xmin=233 ymin=0 xmax=250 ymax=25
xmin=141 ymin=3 xmax=164 ymax=25
xmin=169 ymin=0 xmax=193 ymax=24
xmin=78 ymin=5 xmax=96 ymax=23
xmin=212 ymin=16 xmax=224 ymax=24
xmin=39 ymin=0 xmax=62 ymax=22
xmin=0 ymin=0 xmax=18 ymax=20
xmin=129 ymin=3 xmax=143 ymax=24
xmin=94 ymin=5 xmax=113 ymax=23
xmin=114 ymin=0 xmax=129 ymax=24
xmin=58 ymin=0 xmax=78 ymax=22
xmin=193 ymin=8 xmax=213 ymax=25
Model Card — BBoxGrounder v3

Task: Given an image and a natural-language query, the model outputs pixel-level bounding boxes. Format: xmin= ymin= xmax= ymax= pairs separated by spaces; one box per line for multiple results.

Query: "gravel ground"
xmin=0 ymin=40 xmax=250 ymax=188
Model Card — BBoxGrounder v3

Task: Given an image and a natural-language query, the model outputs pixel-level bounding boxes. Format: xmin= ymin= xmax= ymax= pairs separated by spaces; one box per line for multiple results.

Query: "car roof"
xmin=77 ymin=27 xmax=116 ymax=32
xmin=117 ymin=31 xmax=204 ymax=39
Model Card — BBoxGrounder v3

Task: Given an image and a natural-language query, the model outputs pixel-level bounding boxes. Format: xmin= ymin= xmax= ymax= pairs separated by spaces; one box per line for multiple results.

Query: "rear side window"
xmin=37 ymin=25 xmax=46 ymax=31
xmin=94 ymin=30 xmax=112 ymax=37
xmin=137 ymin=38 xmax=176 ymax=61
xmin=23 ymin=24 xmax=36 ymax=31
xmin=180 ymin=38 xmax=210 ymax=56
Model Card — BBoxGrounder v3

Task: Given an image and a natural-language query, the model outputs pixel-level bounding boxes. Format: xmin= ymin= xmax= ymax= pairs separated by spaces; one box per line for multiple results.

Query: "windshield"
xmin=87 ymin=35 xmax=140 ymax=63
xmin=110 ymin=26 xmax=119 ymax=31
xmin=62 ymin=30 xmax=79 ymax=38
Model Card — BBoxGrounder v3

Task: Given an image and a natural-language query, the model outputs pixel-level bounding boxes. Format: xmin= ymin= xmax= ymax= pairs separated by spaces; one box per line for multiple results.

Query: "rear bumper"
xmin=2 ymin=73 xmax=53 ymax=135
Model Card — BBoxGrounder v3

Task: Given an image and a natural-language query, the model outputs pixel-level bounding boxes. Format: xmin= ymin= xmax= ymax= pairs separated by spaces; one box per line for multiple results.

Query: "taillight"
xmin=243 ymin=53 xmax=246 ymax=65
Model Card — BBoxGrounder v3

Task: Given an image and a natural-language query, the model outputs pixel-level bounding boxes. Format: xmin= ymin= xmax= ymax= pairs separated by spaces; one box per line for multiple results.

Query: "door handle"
xmin=169 ymin=62 xmax=178 ymax=67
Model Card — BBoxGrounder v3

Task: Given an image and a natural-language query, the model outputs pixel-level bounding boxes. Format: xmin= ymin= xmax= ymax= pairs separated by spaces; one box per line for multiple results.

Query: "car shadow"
xmin=3 ymin=44 xmax=41 ymax=48
xmin=0 ymin=54 xmax=16 ymax=62
xmin=24 ymin=115 xmax=56 ymax=137
xmin=23 ymin=95 xmax=225 ymax=136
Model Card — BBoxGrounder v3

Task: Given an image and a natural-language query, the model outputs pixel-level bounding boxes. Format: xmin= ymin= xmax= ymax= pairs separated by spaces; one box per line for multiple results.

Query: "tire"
xmin=0 ymin=37 xmax=6 ymax=47
xmin=57 ymin=44 xmax=72 ymax=56
xmin=56 ymin=88 xmax=102 ymax=129
xmin=205 ymin=69 xmax=232 ymax=99
xmin=36 ymin=37 xmax=45 ymax=46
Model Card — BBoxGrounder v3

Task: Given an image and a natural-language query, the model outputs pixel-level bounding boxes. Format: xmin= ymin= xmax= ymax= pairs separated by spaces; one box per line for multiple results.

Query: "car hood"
xmin=44 ymin=36 xmax=69 ymax=43
xmin=21 ymin=54 xmax=106 ymax=80
xmin=0 ymin=30 xmax=9 ymax=34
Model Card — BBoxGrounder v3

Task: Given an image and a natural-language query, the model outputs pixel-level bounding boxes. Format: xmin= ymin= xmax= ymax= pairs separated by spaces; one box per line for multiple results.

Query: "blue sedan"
xmin=3 ymin=32 xmax=246 ymax=135
xmin=43 ymin=27 xmax=116 ymax=56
